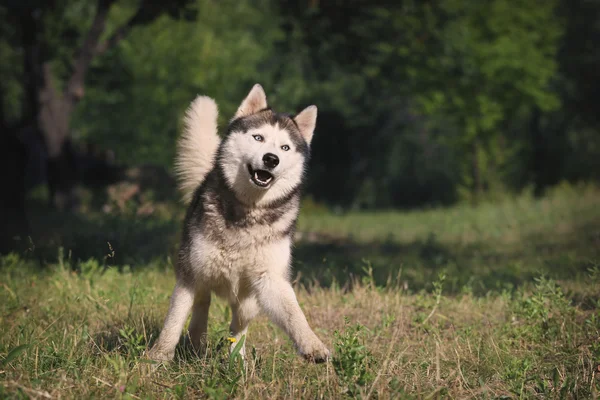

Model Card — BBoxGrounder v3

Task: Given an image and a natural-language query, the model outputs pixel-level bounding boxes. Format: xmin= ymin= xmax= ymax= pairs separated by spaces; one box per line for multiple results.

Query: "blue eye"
xmin=281 ymin=145 xmax=290 ymax=151
xmin=253 ymin=135 xmax=263 ymax=142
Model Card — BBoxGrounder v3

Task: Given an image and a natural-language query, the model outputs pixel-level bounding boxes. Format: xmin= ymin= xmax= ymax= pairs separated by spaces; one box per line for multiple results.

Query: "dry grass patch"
xmin=1 ymin=254 xmax=599 ymax=399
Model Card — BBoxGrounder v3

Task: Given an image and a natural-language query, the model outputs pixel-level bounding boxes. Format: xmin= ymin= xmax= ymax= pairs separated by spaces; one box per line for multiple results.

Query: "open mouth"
xmin=247 ymin=164 xmax=274 ymax=188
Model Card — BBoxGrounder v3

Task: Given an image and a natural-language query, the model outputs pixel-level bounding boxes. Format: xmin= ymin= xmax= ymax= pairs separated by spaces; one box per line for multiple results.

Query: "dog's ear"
xmin=293 ymin=105 xmax=317 ymax=145
xmin=234 ymin=84 xmax=267 ymax=119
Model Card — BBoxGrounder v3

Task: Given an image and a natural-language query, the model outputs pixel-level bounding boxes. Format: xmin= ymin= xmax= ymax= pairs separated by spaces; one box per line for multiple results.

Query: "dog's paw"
xmin=146 ymin=347 xmax=174 ymax=363
xmin=299 ymin=339 xmax=330 ymax=363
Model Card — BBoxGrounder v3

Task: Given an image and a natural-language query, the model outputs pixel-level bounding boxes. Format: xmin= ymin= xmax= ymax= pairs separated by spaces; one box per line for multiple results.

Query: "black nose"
xmin=263 ymin=153 xmax=279 ymax=169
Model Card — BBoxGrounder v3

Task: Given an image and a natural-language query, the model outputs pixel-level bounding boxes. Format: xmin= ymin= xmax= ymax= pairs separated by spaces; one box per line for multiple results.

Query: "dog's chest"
xmin=189 ymin=205 xmax=294 ymax=278
xmin=205 ymin=196 xmax=296 ymax=245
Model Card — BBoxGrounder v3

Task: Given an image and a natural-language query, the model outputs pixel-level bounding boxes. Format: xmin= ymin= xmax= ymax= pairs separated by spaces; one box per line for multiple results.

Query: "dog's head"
xmin=218 ymin=84 xmax=317 ymax=206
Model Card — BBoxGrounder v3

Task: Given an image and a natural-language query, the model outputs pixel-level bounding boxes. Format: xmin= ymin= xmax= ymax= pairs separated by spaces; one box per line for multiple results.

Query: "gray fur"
xmin=148 ymin=84 xmax=328 ymax=364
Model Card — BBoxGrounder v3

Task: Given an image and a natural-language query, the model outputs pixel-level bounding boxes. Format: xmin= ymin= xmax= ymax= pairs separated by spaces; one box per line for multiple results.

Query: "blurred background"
xmin=0 ymin=0 xmax=599 ymax=282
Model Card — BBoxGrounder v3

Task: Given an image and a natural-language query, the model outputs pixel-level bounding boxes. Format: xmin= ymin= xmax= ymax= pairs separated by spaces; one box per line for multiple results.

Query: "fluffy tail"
xmin=175 ymin=96 xmax=221 ymax=203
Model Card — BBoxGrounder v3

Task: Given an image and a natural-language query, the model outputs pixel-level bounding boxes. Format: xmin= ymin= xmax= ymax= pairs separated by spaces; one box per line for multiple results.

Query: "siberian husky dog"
xmin=148 ymin=84 xmax=329 ymax=363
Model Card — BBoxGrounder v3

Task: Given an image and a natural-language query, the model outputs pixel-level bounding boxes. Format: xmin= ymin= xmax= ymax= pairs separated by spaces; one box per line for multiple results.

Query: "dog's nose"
xmin=263 ymin=153 xmax=279 ymax=169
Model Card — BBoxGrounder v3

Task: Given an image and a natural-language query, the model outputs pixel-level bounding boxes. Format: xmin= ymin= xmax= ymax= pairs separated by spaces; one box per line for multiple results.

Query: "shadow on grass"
xmin=15 ymin=202 xmax=600 ymax=296
xmin=292 ymin=220 xmax=600 ymax=295
xmin=93 ymin=318 xmax=227 ymax=363
xmin=24 ymin=203 xmax=181 ymax=268
xmin=93 ymin=317 xmax=160 ymax=356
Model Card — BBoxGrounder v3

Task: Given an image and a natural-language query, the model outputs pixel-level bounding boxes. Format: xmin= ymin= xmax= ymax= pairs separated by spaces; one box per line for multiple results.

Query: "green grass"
xmin=1 ymin=183 xmax=600 ymax=398
xmin=297 ymin=182 xmax=600 ymax=294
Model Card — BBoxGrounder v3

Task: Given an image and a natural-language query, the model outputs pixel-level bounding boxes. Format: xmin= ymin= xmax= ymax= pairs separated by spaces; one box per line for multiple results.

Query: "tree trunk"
xmin=12 ymin=0 xmax=165 ymax=210
xmin=36 ymin=0 xmax=115 ymax=209
xmin=38 ymin=63 xmax=80 ymax=209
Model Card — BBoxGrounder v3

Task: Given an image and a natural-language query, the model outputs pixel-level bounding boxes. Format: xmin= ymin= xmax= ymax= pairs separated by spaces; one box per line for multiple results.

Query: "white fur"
xmin=175 ymin=96 xmax=221 ymax=203
xmin=149 ymin=225 xmax=329 ymax=362
xmin=219 ymin=124 xmax=307 ymax=207
xmin=148 ymin=85 xmax=329 ymax=364
xmin=294 ymin=105 xmax=318 ymax=145
xmin=179 ymin=230 xmax=328 ymax=361
xmin=234 ymin=84 xmax=267 ymax=119
xmin=147 ymin=283 xmax=195 ymax=361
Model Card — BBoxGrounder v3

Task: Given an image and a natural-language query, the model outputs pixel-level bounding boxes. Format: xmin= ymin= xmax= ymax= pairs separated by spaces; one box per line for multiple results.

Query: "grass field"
xmin=1 ymin=183 xmax=600 ymax=399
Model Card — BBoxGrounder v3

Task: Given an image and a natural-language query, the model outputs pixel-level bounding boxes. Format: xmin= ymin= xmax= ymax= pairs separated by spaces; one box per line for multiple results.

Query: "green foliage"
xmin=1 ymin=344 xmax=30 ymax=367
xmin=74 ymin=0 xmax=284 ymax=167
xmin=203 ymin=335 xmax=246 ymax=400
xmin=511 ymin=276 xmax=574 ymax=340
xmin=267 ymin=0 xmax=574 ymax=206
xmin=118 ymin=326 xmax=146 ymax=357
xmin=332 ymin=318 xmax=375 ymax=397
xmin=502 ymin=356 xmax=533 ymax=397
xmin=374 ymin=0 xmax=561 ymax=198
xmin=4 ymin=0 xmax=599 ymax=207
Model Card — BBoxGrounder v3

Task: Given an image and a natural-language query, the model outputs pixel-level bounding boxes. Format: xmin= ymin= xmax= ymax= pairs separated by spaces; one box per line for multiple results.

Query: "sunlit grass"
xmin=1 ymin=183 xmax=599 ymax=398
xmin=1 ymin=256 xmax=598 ymax=398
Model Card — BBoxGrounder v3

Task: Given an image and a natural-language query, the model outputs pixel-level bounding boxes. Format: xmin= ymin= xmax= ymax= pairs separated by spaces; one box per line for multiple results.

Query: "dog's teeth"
xmin=252 ymin=170 xmax=272 ymax=185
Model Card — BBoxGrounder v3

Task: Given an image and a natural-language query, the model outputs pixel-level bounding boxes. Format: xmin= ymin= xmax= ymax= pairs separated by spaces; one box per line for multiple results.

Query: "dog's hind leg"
xmin=148 ymin=282 xmax=195 ymax=361
xmin=188 ymin=287 xmax=211 ymax=354
xmin=229 ymin=296 xmax=260 ymax=358
xmin=255 ymin=275 xmax=329 ymax=363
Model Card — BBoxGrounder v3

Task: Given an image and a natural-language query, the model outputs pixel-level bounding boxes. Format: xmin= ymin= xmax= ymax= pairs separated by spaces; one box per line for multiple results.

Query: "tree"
xmin=1 ymin=0 xmax=193 ymax=208
xmin=74 ymin=0 xmax=284 ymax=168
xmin=368 ymin=0 xmax=562 ymax=199
xmin=278 ymin=0 xmax=564 ymax=205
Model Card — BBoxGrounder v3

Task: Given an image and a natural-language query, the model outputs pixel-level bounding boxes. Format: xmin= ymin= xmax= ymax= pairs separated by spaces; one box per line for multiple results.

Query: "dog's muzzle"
xmin=247 ymin=164 xmax=274 ymax=188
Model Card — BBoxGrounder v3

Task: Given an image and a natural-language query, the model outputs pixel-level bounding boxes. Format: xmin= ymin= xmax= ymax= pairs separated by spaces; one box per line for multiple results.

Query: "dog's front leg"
xmin=255 ymin=275 xmax=329 ymax=363
xmin=148 ymin=282 xmax=195 ymax=361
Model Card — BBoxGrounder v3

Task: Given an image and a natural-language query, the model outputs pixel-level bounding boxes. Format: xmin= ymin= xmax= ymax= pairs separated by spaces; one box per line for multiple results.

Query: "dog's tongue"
xmin=255 ymin=170 xmax=272 ymax=183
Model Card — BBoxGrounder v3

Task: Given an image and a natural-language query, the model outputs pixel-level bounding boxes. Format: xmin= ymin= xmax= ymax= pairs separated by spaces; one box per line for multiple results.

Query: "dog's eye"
xmin=253 ymin=135 xmax=264 ymax=142
xmin=281 ymin=145 xmax=290 ymax=151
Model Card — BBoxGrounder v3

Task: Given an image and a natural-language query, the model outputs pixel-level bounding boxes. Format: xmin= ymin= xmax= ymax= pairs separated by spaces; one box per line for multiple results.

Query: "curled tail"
xmin=175 ymin=96 xmax=221 ymax=203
